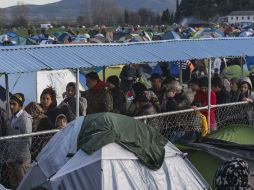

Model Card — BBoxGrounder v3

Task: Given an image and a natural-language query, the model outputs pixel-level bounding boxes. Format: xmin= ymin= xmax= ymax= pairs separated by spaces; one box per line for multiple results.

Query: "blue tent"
xmin=245 ymin=56 xmax=254 ymax=70
xmin=163 ymin=31 xmax=181 ymax=40
xmin=58 ymin=33 xmax=72 ymax=42
xmin=5 ymin=32 xmax=18 ymax=38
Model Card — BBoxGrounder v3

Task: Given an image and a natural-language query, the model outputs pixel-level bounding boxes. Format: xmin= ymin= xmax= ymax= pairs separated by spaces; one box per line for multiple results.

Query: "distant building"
xmin=228 ymin=11 xmax=254 ymax=24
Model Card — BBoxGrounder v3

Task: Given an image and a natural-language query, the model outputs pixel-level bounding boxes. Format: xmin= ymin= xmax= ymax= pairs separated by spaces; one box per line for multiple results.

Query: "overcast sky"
xmin=0 ymin=0 xmax=62 ymax=8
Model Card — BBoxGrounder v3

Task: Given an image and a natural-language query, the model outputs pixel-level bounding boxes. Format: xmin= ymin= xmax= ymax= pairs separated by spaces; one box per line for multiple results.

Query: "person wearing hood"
xmin=119 ymin=64 xmax=141 ymax=94
xmin=239 ymin=77 xmax=254 ymax=103
xmin=84 ymin=71 xmax=113 ymax=114
xmin=239 ymin=77 xmax=254 ymax=125
xmin=164 ymin=80 xmax=191 ymax=112
xmin=215 ymin=158 xmax=253 ymax=190
xmin=106 ymin=75 xmax=127 ymax=114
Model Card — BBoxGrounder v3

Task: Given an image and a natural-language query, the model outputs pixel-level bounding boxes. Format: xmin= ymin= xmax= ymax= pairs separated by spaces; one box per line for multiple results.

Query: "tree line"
xmin=78 ymin=0 xmax=176 ymax=26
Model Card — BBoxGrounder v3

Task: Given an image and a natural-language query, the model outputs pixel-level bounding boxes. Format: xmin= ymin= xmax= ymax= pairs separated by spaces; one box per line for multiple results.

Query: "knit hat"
xmin=10 ymin=93 xmax=25 ymax=106
xmin=215 ymin=157 xmax=252 ymax=190
xmin=199 ymin=77 xmax=208 ymax=88
xmin=106 ymin=75 xmax=119 ymax=87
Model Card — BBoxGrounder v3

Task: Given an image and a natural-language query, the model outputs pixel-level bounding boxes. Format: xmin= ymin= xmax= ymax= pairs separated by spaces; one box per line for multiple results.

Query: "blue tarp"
xmin=245 ymin=56 xmax=254 ymax=70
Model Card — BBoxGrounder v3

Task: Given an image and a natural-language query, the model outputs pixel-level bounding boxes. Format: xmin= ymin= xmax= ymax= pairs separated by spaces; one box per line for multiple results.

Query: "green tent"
xmin=178 ymin=124 xmax=254 ymax=187
xmin=208 ymin=124 xmax=254 ymax=145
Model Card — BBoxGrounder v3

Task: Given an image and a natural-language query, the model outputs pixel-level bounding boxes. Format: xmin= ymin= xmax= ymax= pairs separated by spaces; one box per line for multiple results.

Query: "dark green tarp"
xmin=77 ymin=112 xmax=168 ymax=170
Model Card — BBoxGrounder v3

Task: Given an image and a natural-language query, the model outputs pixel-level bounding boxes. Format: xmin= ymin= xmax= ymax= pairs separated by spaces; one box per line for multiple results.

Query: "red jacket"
xmin=193 ymin=90 xmax=216 ymax=129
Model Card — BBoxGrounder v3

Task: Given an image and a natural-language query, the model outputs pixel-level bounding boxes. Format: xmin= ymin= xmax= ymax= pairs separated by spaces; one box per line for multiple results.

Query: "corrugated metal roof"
xmin=1 ymin=37 xmax=254 ymax=74
xmin=228 ymin=11 xmax=254 ymax=16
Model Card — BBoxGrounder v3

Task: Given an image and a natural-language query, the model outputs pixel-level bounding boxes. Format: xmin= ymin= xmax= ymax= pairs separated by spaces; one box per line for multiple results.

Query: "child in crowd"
xmin=55 ymin=114 xmax=67 ymax=129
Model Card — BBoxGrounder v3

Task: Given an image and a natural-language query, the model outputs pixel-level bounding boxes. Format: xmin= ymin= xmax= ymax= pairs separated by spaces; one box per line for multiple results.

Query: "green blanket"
xmin=78 ymin=112 xmax=168 ymax=170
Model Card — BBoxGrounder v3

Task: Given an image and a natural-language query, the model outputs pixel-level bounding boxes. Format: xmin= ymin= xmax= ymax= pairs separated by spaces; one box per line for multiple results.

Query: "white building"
xmin=228 ymin=11 xmax=254 ymax=24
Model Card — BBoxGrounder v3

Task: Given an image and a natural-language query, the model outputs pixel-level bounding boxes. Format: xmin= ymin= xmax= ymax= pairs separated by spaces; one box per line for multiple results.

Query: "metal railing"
xmin=0 ymin=101 xmax=252 ymax=188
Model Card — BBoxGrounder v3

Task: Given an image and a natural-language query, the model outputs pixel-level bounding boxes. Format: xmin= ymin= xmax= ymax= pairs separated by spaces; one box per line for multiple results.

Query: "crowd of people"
xmin=0 ymin=62 xmax=254 ymax=188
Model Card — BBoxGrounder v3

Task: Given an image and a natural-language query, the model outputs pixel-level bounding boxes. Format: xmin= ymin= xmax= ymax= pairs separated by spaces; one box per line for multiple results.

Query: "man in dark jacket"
xmin=84 ymin=72 xmax=113 ymax=114
xmin=148 ymin=73 xmax=165 ymax=105
xmin=119 ymin=64 xmax=141 ymax=94
xmin=106 ymin=75 xmax=127 ymax=114
xmin=212 ymin=76 xmax=231 ymax=104
xmin=133 ymin=92 xmax=157 ymax=116
xmin=164 ymin=81 xmax=191 ymax=112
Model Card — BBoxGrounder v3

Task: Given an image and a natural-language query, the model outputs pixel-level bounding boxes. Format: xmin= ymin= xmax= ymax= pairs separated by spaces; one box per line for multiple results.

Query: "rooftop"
xmin=228 ymin=11 xmax=254 ymax=16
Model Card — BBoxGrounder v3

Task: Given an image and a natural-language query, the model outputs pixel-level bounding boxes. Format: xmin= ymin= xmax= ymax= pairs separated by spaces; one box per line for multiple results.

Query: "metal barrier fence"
xmin=0 ymin=101 xmax=252 ymax=188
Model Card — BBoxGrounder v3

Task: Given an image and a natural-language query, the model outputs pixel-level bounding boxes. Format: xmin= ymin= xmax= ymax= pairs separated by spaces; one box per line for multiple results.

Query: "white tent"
xmin=18 ymin=117 xmax=209 ymax=190
xmin=0 ymin=69 xmax=85 ymax=106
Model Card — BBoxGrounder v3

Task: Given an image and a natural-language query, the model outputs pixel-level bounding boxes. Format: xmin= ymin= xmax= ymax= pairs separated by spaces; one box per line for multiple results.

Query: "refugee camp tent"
xmin=163 ymin=31 xmax=181 ymax=40
xmin=58 ymin=33 xmax=72 ymax=42
xmin=178 ymin=124 xmax=254 ymax=187
xmin=239 ymin=31 xmax=253 ymax=37
xmin=0 ymin=69 xmax=85 ymax=105
xmin=18 ymin=114 xmax=209 ymax=190
xmin=194 ymin=28 xmax=224 ymax=38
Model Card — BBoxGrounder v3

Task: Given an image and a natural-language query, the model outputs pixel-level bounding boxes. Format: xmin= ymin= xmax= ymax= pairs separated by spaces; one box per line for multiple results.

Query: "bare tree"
xmin=90 ymin=0 xmax=123 ymax=25
xmin=0 ymin=9 xmax=5 ymax=27
xmin=12 ymin=1 xmax=29 ymax=27
xmin=84 ymin=0 xmax=93 ymax=25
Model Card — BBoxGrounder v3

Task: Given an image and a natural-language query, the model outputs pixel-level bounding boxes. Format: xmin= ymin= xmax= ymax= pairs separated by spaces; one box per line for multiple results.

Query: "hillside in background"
xmin=2 ymin=0 xmax=176 ymax=20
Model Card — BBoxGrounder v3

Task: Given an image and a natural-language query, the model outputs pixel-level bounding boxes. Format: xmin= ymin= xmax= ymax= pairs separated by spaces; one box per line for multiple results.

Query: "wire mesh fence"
xmin=214 ymin=102 xmax=254 ymax=128
xmin=0 ymin=102 xmax=252 ymax=188
xmin=135 ymin=107 xmax=207 ymax=142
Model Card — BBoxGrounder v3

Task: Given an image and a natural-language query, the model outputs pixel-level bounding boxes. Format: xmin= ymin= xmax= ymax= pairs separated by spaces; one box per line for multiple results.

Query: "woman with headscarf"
xmin=214 ymin=157 xmax=253 ymax=190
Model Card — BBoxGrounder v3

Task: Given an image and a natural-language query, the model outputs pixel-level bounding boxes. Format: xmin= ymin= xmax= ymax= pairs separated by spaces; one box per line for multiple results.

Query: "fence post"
xmin=241 ymin=57 xmax=244 ymax=79
xmin=179 ymin=62 xmax=183 ymax=84
xmin=76 ymin=68 xmax=80 ymax=118
xmin=5 ymin=73 xmax=10 ymax=114
xmin=208 ymin=59 xmax=212 ymax=132
xmin=103 ymin=66 xmax=106 ymax=82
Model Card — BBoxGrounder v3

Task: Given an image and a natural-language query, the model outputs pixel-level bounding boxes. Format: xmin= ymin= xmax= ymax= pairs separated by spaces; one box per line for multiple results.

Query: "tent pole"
xmin=76 ymin=68 xmax=80 ymax=118
xmin=240 ymin=57 xmax=244 ymax=79
xmin=36 ymin=72 xmax=38 ymax=103
xmin=5 ymin=74 xmax=10 ymax=114
xmin=103 ymin=66 xmax=106 ymax=82
xmin=208 ymin=59 xmax=212 ymax=133
xmin=179 ymin=62 xmax=183 ymax=84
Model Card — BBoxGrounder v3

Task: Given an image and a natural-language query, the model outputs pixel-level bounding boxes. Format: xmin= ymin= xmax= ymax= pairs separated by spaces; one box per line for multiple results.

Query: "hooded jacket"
xmin=239 ymin=77 xmax=254 ymax=125
xmin=239 ymin=77 xmax=254 ymax=101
